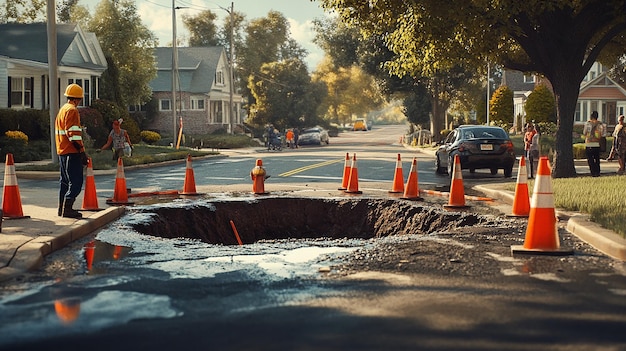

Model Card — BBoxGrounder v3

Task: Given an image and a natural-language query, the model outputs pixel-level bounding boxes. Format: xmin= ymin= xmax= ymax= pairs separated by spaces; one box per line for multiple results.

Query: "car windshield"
xmin=302 ymin=128 xmax=320 ymax=134
xmin=461 ymin=127 xmax=508 ymax=139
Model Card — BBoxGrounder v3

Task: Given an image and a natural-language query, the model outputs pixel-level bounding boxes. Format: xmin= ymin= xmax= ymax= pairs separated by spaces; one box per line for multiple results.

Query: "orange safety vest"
xmin=55 ymin=102 xmax=84 ymax=155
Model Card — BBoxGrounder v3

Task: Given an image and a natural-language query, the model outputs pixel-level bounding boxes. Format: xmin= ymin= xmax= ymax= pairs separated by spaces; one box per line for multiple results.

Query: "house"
xmin=504 ymin=62 xmax=626 ymax=131
xmin=148 ymin=46 xmax=243 ymax=136
xmin=0 ymin=22 xmax=107 ymax=109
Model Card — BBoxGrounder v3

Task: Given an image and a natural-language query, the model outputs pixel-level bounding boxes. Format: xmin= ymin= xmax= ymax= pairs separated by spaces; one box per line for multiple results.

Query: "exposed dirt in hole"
xmin=129 ymin=197 xmax=502 ymax=244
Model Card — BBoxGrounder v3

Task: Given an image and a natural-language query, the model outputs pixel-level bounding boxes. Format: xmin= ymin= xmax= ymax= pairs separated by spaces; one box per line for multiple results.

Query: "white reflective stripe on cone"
xmin=531 ymin=192 xmax=555 ymax=209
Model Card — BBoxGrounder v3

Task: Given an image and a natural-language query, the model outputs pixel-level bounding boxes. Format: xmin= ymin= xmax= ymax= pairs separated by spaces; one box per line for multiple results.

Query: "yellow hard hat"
xmin=64 ymin=83 xmax=84 ymax=98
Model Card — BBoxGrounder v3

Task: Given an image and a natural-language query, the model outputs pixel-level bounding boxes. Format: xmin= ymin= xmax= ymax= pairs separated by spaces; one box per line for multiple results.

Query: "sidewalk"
xmin=2 ymin=153 xmax=625 ymax=283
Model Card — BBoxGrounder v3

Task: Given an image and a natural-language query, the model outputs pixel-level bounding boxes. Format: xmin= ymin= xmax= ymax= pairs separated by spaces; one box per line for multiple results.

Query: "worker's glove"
xmin=79 ymin=152 xmax=89 ymax=166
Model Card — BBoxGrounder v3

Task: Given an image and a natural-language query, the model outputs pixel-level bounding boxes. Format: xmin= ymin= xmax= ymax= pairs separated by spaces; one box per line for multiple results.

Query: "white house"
xmin=0 ymin=22 xmax=107 ymax=110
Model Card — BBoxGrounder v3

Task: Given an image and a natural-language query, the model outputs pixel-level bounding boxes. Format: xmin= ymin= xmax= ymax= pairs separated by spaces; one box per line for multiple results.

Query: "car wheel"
xmin=490 ymin=168 xmax=498 ymax=175
xmin=435 ymin=156 xmax=446 ymax=174
xmin=504 ymin=166 xmax=513 ymax=178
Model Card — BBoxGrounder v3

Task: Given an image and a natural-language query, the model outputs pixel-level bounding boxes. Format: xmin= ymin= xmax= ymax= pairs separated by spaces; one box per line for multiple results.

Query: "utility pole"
xmin=47 ymin=0 xmax=59 ymax=162
xmin=228 ymin=2 xmax=235 ymax=134
xmin=486 ymin=62 xmax=490 ymax=126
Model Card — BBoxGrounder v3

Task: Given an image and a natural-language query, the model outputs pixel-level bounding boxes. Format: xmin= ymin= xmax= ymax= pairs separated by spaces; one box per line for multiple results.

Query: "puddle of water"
xmin=83 ymin=240 xmax=132 ymax=275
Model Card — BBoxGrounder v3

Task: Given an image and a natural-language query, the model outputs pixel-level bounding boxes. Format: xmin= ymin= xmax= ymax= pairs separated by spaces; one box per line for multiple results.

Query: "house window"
xmin=10 ymin=77 xmax=32 ymax=108
xmin=216 ymin=70 xmax=224 ymax=85
xmin=190 ymin=96 xmax=205 ymax=110
xmin=67 ymin=78 xmax=90 ymax=106
xmin=523 ymin=74 xmax=535 ymax=83
xmin=160 ymin=99 xmax=171 ymax=111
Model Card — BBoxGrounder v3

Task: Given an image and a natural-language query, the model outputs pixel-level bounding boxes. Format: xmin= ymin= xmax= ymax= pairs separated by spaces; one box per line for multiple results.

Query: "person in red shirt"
xmin=523 ymin=122 xmax=537 ymax=176
xmin=55 ymin=84 xmax=89 ymax=218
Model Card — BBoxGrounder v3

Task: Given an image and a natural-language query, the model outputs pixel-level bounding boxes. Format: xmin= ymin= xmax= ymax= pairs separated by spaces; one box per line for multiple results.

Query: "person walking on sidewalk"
xmin=583 ymin=111 xmax=606 ymax=177
xmin=524 ymin=122 xmax=537 ymax=177
xmin=614 ymin=115 xmax=626 ymax=175
xmin=55 ymin=84 xmax=89 ymax=218
xmin=529 ymin=125 xmax=541 ymax=178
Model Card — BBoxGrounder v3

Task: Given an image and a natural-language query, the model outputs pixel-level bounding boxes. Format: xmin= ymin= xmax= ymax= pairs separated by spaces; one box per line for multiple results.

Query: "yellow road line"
xmin=279 ymin=159 xmax=343 ymax=177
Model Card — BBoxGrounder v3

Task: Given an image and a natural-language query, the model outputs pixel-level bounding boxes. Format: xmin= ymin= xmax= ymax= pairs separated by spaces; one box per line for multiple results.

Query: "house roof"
xmin=579 ymin=73 xmax=626 ymax=100
xmin=0 ymin=22 xmax=106 ymax=71
xmin=151 ymin=46 xmax=225 ymax=93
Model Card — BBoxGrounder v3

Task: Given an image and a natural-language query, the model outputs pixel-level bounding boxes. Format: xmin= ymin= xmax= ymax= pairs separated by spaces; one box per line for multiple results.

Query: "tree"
xmin=88 ymin=0 xmax=157 ymax=107
xmin=489 ymin=85 xmax=514 ymax=125
xmin=320 ymin=0 xmax=626 ymax=177
xmin=525 ymin=84 xmax=556 ymax=123
xmin=247 ymin=59 xmax=324 ymax=129
xmin=1 ymin=0 xmax=46 ymax=23
xmin=182 ymin=10 xmax=219 ymax=47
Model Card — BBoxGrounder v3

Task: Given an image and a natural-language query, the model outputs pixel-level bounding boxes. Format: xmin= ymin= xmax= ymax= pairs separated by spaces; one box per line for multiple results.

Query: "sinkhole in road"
xmin=128 ymin=197 xmax=494 ymax=245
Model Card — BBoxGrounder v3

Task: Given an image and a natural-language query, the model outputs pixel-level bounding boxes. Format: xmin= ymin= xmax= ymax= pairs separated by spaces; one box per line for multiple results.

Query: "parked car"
xmin=352 ymin=119 xmax=368 ymax=131
xmin=298 ymin=127 xmax=330 ymax=146
xmin=435 ymin=125 xmax=516 ymax=177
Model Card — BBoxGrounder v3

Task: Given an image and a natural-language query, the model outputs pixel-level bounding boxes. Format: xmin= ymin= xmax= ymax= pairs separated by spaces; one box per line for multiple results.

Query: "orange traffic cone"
xmin=389 ymin=153 xmax=405 ymax=194
xmin=338 ymin=153 xmax=350 ymax=190
xmin=81 ymin=157 xmax=102 ymax=211
xmin=106 ymin=158 xmax=134 ymax=205
xmin=401 ymin=157 xmax=422 ymax=200
xmin=251 ymin=159 xmax=269 ymax=195
xmin=444 ymin=154 xmax=469 ymax=209
xmin=509 ymin=156 xmax=530 ymax=217
xmin=179 ymin=154 xmax=202 ymax=195
xmin=2 ymin=153 xmax=28 ymax=219
xmin=511 ymin=157 xmax=573 ymax=255
xmin=54 ymin=298 xmax=81 ymax=324
xmin=344 ymin=153 xmax=362 ymax=194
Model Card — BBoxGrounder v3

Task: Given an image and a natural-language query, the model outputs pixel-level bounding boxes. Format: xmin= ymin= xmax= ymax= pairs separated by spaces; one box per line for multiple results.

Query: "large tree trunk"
xmin=550 ymin=69 xmax=582 ymax=178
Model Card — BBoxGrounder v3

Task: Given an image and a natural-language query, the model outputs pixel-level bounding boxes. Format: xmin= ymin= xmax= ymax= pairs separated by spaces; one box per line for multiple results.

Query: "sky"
xmin=80 ymin=0 xmax=331 ymax=70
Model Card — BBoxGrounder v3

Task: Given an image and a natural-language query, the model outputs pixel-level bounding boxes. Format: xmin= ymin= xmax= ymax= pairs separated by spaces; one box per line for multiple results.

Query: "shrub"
xmin=5 ymin=130 xmax=28 ymax=144
xmin=140 ymin=130 xmax=161 ymax=144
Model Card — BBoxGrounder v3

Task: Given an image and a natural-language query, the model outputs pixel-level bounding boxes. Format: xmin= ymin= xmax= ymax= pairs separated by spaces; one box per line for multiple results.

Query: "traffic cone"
xmin=443 ymin=154 xmax=469 ymax=209
xmin=338 ymin=153 xmax=350 ymax=190
xmin=389 ymin=153 xmax=405 ymax=194
xmin=179 ymin=154 xmax=202 ymax=195
xmin=511 ymin=157 xmax=573 ymax=255
xmin=344 ymin=153 xmax=362 ymax=194
xmin=54 ymin=298 xmax=81 ymax=324
xmin=401 ymin=157 xmax=422 ymax=200
xmin=509 ymin=156 xmax=530 ymax=217
xmin=81 ymin=157 xmax=102 ymax=211
xmin=106 ymin=158 xmax=134 ymax=205
xmin=2 ymin=153 xmax=28 ymax=219
xmin=251 ymin=159 xmax=269 ymax=195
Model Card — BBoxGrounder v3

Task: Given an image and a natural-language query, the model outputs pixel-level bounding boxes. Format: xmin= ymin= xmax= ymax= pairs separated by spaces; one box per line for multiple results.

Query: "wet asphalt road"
xmin=1 ymin=125 xmax=626 ymax=350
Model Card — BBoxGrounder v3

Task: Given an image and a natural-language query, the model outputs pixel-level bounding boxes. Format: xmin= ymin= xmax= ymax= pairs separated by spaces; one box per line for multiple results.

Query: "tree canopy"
xmin=320 ymin=0 xmax=626 ymax=177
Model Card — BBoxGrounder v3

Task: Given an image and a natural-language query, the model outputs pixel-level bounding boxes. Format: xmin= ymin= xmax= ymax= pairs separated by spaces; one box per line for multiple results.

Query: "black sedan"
xmin=435 ymin=125 xmax=516 ymax=177
xmin=298 ymin=127 xmax=330 ymax=146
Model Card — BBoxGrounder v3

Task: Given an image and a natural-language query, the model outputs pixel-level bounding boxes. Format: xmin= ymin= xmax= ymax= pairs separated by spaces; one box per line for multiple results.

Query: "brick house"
xmin=0 ymin=22 xmax=107 ymax=109
xmin=148 ymin=46 xmax=243 ymax=136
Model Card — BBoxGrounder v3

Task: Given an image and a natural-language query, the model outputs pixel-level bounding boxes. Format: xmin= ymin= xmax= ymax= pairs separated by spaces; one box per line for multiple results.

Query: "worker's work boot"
xmin=61 ymin=199 xmax=83 ymax=219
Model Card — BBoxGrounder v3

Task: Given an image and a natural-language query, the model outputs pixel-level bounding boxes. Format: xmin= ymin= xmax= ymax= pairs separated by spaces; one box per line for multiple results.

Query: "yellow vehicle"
xmin=352 ymin=119 xmax=368 ymax=131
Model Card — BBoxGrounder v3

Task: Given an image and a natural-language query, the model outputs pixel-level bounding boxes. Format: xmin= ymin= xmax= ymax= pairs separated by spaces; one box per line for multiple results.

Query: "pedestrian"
xmin=523 ymin=122 xmax=537 ymax=176
xmin=528 ymin=125 xmax=541 ymax=179
xmin=285 ymin=128 xmax=294 ymax=149
xmin=55 ymin=83 xmax=89 ymax=218
xmin=582 ymin=111 xmax=606 ymax=177
xmin=293 ymin=127 xmax=299 ymax=148
xmin=614 ymin=115 xmax=626 ymax=175
xmin=98 ymin=119 xmax=133 ymax=160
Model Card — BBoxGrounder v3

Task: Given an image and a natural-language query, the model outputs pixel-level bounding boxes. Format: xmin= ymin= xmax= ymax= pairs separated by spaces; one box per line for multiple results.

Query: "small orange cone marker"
xmin=509 ymin=156 xmax=530 ymax=217
xmin=106 ymin=158 xmax=134 ymax=205
xmin=179 ymin=154 xmax=202 ymax=195
xmin=344 ymin=153 xmax=362 ymax=194
xmin=81 ymin=157 xmax=102 ymax=211
xmin=338 ymin=153 xmax=351 ymax=190
xmin=251 ymin=159 xmax=269 ymax=195
xmin=389 ymin=153 xmax=405 ymax=194
xmin=512 ymin=157 xmax=573 ymax=255
xmin=443 ymin=154 xmax=469 ymax=209
xmin=401 ymin=157 xmax=422 ymax=200
xmin=2 ymin=153 xmax=28 ymax=219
